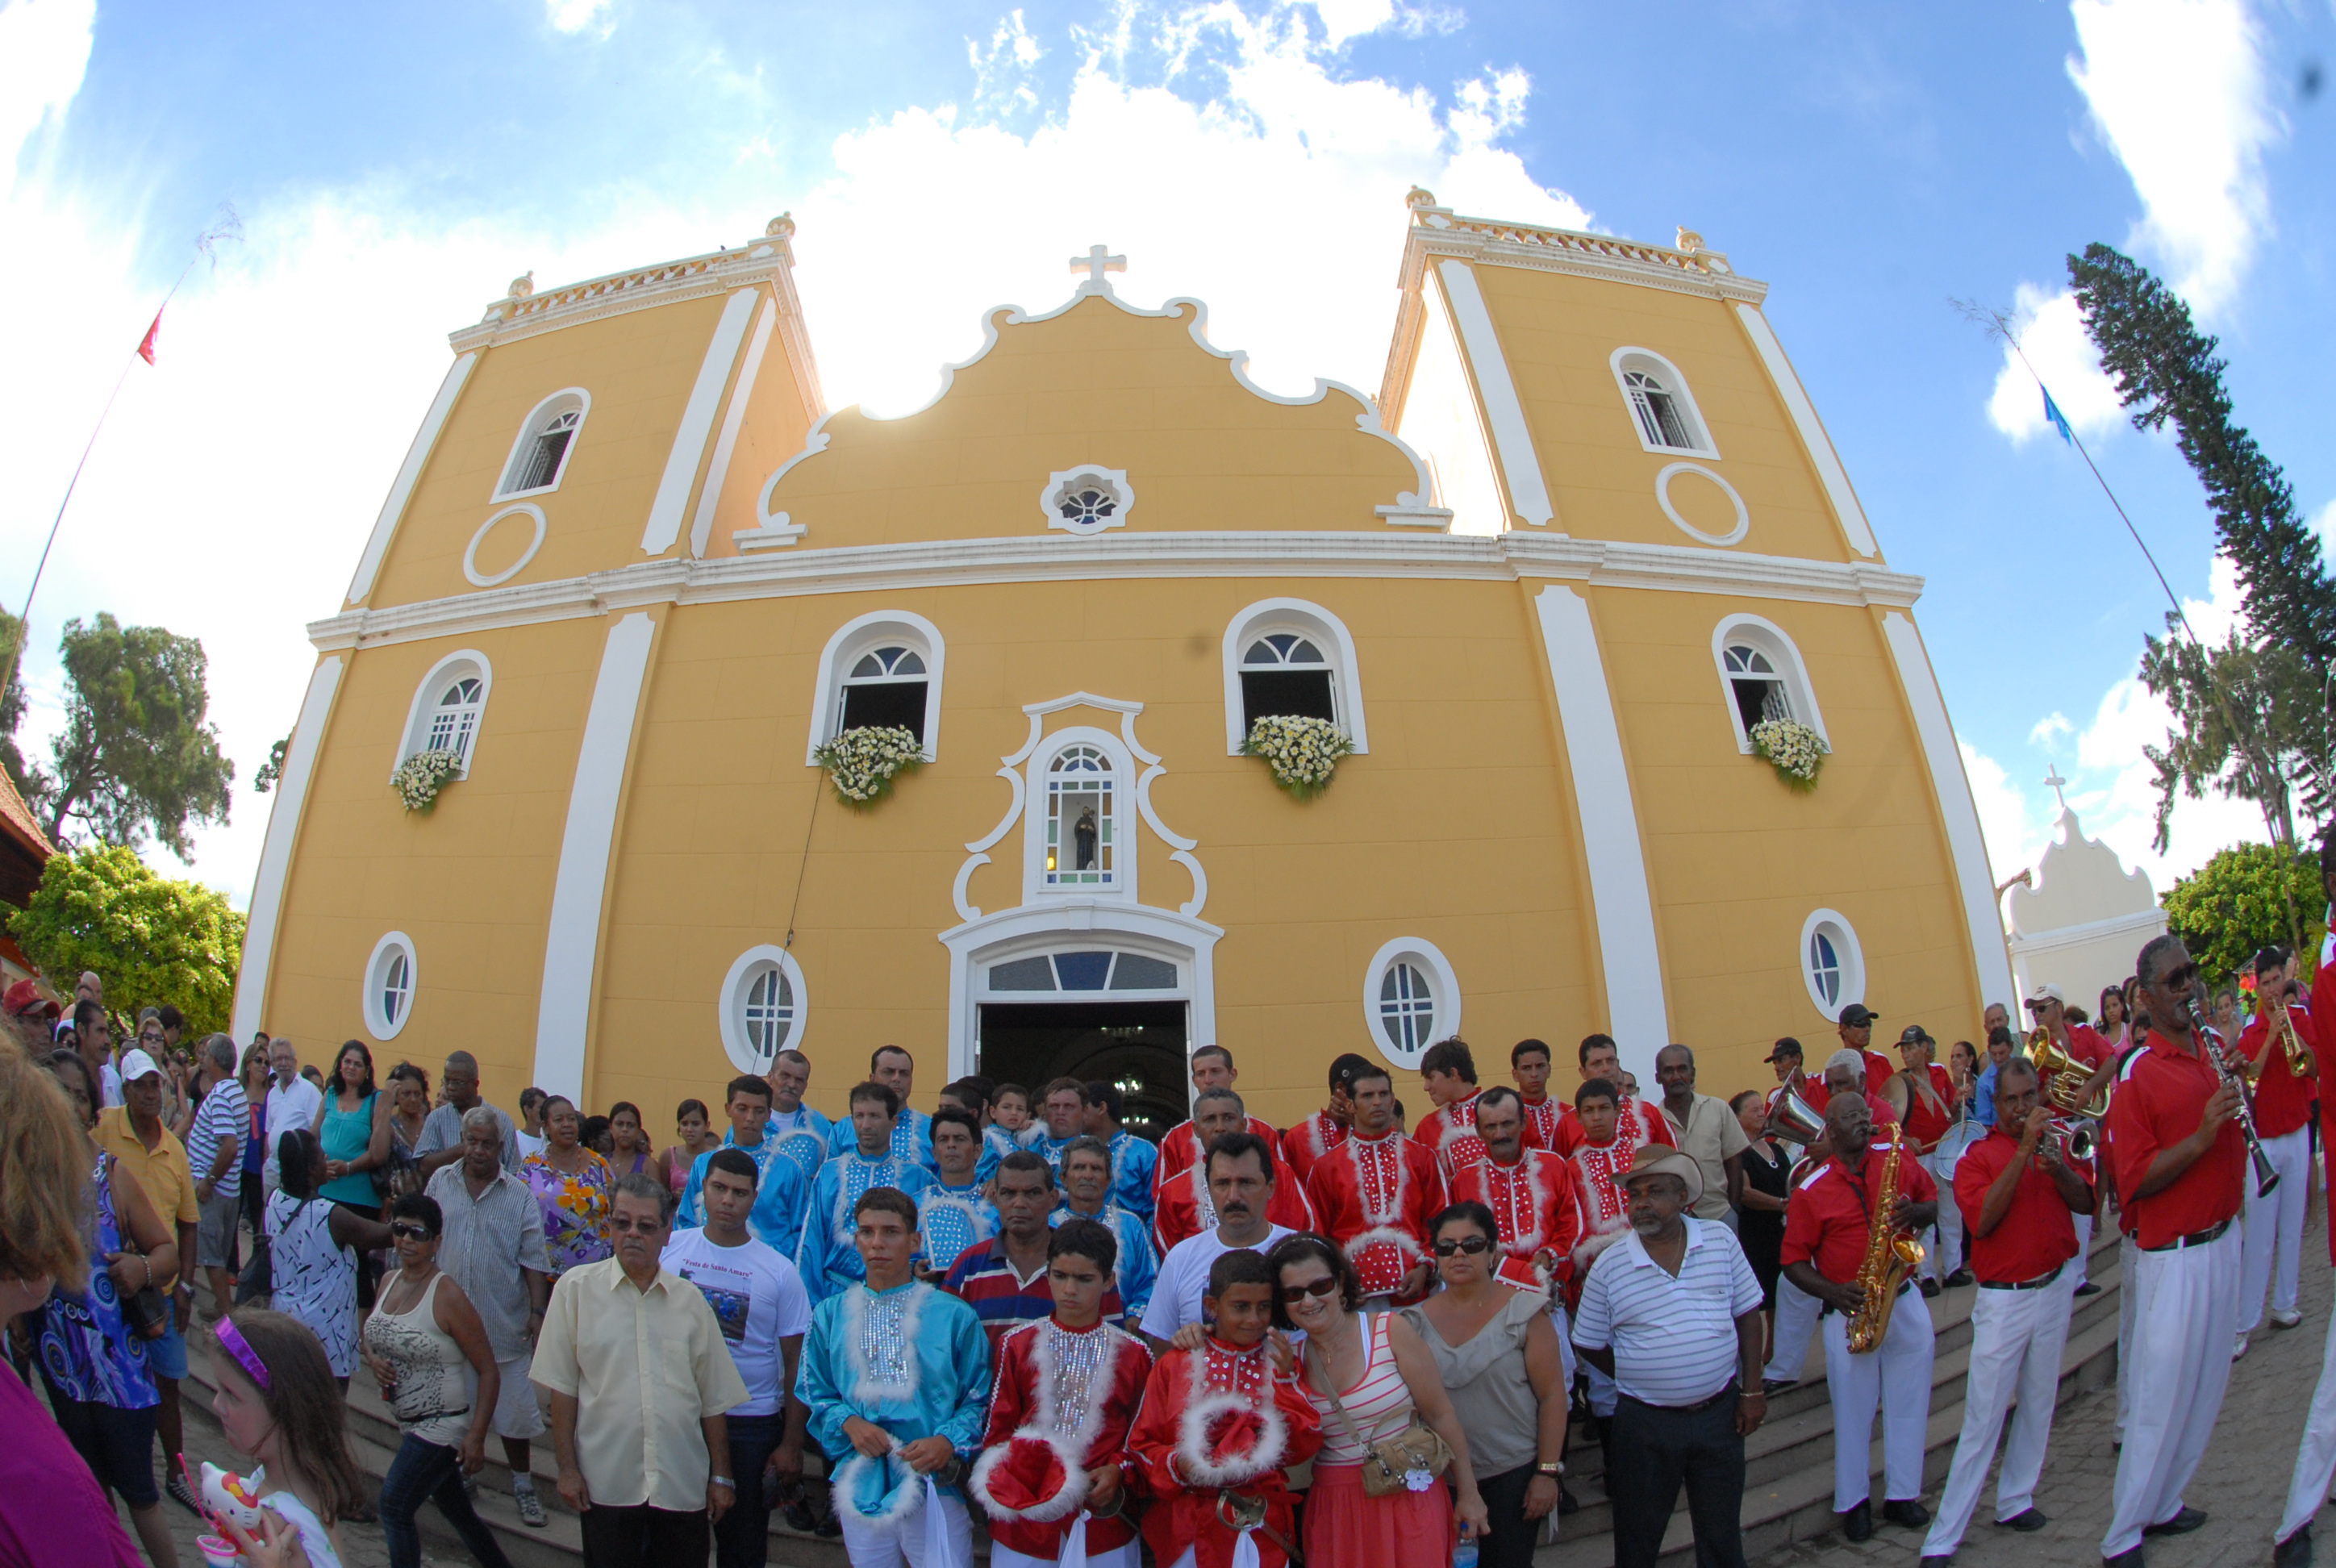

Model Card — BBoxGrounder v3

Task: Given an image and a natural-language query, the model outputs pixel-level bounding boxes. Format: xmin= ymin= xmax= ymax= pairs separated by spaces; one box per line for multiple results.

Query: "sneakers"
xmin=2273 ymin=1307 xmax=2306 ymax=1330
xmin=514 ymin=1484 xmax=548 ymax=1528
xmin=2235 ymin=1333 xmax=2252 ymax=1362
xmin=164 ymin=1470 xmax=202 ymax=1516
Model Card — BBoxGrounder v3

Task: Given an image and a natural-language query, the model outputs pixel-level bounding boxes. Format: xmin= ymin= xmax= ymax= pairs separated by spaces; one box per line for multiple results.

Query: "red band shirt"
xmin=1551 ymin=1096 xmax=1676 ymax=1158
xmin=2237 ymin=1003 xmax=2318 ymax=1141
xmin=1951 ymin=1125 xmax=2086 ymax=1283
xmin=1279 ymin=1112 xmax=1347 ymax=1183
xmin=2104 ymin=1031 xmax=2245 ymax=1249
xmin=1154 ymin=1116 xmax=1279 ymax=1190
xmin=1779 ymin=1141 xmax=1938 ymax=1285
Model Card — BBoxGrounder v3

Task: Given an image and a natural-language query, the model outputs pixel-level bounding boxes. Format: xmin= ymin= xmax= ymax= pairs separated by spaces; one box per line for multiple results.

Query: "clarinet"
xmin=2183 ymin=995 xmax=2280 ymax=1198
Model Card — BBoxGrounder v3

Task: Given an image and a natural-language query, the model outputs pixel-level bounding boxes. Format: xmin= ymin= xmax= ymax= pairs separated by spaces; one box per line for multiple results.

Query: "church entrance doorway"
xmin=977 ymin=1000 xmax=1187 ymax=1143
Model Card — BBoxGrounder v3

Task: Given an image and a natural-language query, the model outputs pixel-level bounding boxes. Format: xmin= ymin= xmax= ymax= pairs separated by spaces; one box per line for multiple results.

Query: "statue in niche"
xmin=1074 ymin=805 xmax=1099 ymax=871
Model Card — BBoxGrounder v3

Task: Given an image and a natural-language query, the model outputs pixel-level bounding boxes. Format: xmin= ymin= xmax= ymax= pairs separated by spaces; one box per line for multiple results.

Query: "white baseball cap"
xmin=118 ymin=1048 xmax=163 ymax=1082
xmin=2025 ymin=982 xmax=2066 ymax=1007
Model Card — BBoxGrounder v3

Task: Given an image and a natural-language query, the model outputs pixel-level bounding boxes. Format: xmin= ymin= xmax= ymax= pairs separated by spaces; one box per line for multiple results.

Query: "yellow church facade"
xmin=232 ymin=194 xmax=2014 ymax=1135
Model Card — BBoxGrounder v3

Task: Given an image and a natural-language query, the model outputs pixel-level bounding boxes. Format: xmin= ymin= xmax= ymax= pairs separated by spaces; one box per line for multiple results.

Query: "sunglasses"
xmin=1434 ymin=1235 xmax=1494 ymax=1257
xmin=389 ymin=1222 xmax=435 ymax=1241
xmin=2158 ymin=965 xmax=2200 ymax=991
xmin=1279 ymin=1275 xmax=1341 ymax=1304
xmin=607 ymin=1216 xmax=665 ymax=1234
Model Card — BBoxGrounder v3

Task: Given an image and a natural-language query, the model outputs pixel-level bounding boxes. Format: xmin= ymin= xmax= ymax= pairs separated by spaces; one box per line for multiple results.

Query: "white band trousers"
xmin=1820 ymin=1286 xmax=1935 ymax=1512
xmin=2239 ymin=1124 xmax=2311 ymax=1332
xmin=2278 ymin=1297 xmax=2336 ymax=1545
xmin=1764 ymin=1274 xmax=1821 ymax=1384
xmin=1921 ymin=1267 xmax=2078 ymax=1555
xmin=2101 ymin=1225 xmax=2240 ymax=1558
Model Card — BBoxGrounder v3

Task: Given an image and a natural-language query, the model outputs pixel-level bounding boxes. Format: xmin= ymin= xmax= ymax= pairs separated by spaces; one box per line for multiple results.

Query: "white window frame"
xmin=1220 ymin=598 xmax=1370 ymax=755
xmin=718 ymin=945 xmax=810 ymax=1074
xmin=1710 ymin=614 xmax=1827 ymax=754
xmin=393 ymin=649 xmax=494 ymax=780
xmin=1609 ymin=348 xmax=1717 ymax=459
xmin=1361 ymin=936 xmax=1461 ymax=1070
xmin=1799 ymin=909 xmax=1865 ymax=1021
xmin=493 ymin=388 xmax=591 ymax=500
xmin=1023 ymin=725 xmax=1139 ymax=904
xmin=805 ymin=610 xmax=945 ymax=763
xmin=362 ymin=931 xmax=418 ymax=1041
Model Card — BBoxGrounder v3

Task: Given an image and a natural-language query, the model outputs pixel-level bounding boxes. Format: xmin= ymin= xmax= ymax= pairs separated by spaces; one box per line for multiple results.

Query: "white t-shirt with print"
xmin=660 ymin=1227 xmax=811 ymax=1417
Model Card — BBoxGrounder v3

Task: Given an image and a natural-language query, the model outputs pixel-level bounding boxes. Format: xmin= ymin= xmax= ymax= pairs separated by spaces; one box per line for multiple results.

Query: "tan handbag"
xmin=1304 ymin=1331 xmax=1453 ymax=1497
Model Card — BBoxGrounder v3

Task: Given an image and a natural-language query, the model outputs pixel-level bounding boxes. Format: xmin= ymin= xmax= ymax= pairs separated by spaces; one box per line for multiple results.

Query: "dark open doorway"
xmin=977 ymin=1001 xmax=1187 ymax=1142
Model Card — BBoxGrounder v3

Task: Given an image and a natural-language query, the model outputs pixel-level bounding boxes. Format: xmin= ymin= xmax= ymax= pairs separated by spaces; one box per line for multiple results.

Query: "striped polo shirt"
xmin=941 ymin=1236 xmax=1126 ymax=1354
xmin=1571 ymin=1216 xmax=1762 ymax=1407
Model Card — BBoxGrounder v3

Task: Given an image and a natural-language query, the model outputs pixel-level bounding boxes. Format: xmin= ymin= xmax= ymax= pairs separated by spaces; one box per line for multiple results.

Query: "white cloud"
xmin=544 ymin=0 xmax=612 ymax=36
xmin=0 ymin=0 xmax=91 ymax=162
xmin=2029 ymin=711 xmax=2074 ymax=746
xmin=1985 ymin=282 xmax=2125 ymax=444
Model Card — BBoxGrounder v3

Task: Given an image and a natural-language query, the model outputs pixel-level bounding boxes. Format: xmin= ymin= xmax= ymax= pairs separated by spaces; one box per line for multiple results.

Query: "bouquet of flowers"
xmin=390 ymin=749 xmax=464 ymax=812
xmin=814 ymin=724 xmax=925 ymax=807
xmin=1749 ymin=719 xmax=1828 ymax=791
xmin=1241 ymin=714 xmax=1356 ymax=800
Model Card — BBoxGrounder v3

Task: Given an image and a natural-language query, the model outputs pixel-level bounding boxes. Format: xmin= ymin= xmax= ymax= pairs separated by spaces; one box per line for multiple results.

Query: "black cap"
xmin=1838 ymin=1003 xmax=1879 ymax=1028
xmin=1763 ymin=1041 xmax=1803 ymax=1064
xmin=1896 ymin=1024 xmax=1934 ymax=1046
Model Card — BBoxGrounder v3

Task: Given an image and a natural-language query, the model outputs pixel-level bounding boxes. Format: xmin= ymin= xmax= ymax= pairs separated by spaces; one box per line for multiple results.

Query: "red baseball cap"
xmin=2 ymin=979 xmax=61 ymax=1020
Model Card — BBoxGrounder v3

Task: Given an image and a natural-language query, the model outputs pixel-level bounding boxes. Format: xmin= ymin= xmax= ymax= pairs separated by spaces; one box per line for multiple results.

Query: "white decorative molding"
xmin=232 ymin=657 xmax=344 ymax=1042
xmin=1610 ymin=347 xmax=1719 ymax=460
xmin=1532 ymin=586 xmax=1670 ymax=1073
xmin=1220 ymin=597 xmax=1370 ymax=756
xmin=1710 ymin=613 xmax=1827 ymax=753
xmin=491 ymin=387 xmax=591 ymax=502
xmin=1879 ymin=611 xmax=2017 ymax=1008
xmin=1437 ymin=261 xmax=1554 ymax=529
xmin=462 ymin=505 xmax=547 ymax=589
xmin=1797 ymin=908 xmax=1865 ymax=1021
xmin=740 ymin=416 xmax=834 ymax=550
xmin=1654 ymin=463 xmax=1748 ymax=548
xmin=348 ymin=352 xmax=476 ymax=606
xmin=309 ymin=533 xmax=1925 ymax=654
xmin=1362 ymin=936 xmax=1462 ymax=1070
xmin=532 ymin=612 xmax=659 ymax=1099
xmin=1730 ymin=302 xmax=1878 ymax=559
xmin=804 ymin=608 xmax=945 ymax=764
xmin=394 ymin=648 xmax=494 ymax=781
xmin=1042 ymin=467 xmax=1133 ymax=536
xmin=640 ymin=287 xmax=760 ymax=557
xmin=362 ymin=931 xmax=419 ymax=1042
xmin=691 ymin=298 xmax=780 ymax=557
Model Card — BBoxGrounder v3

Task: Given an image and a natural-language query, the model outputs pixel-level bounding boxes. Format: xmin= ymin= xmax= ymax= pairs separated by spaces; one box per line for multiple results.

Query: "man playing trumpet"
xmin=2236 ymin=944 xmax=2318 ymax=1358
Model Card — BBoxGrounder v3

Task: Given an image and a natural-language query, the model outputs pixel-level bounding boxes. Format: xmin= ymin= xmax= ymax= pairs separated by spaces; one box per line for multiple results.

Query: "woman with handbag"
xmin=314 ymin=1040 xmax=392 ymax=1309
xmin=1268 ymin=1232 xmax=1488 ymax=1568
xmin=35 ymin=1048 xmax=185 ymax=1568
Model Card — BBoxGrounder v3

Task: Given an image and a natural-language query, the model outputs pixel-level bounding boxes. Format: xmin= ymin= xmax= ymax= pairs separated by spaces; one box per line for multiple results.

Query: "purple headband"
xmin=215 ymin=1316 xmax=270 ymax=1391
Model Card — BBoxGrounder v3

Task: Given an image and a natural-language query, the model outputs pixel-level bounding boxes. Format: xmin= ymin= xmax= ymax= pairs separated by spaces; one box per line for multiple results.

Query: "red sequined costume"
xmin=1303 ymin=1131 xmax=1447 ymax=1300
xmin=1449 ymin=1148 xmax=1583 ymax=1294
xmin=1127 ymin=1338 xmax=1322 ymax=1568
xmin=971 ymin=1316 xmax=1153 ymax=1562
xmin=1278 ymin=1111 xmax=1348 ymax=1185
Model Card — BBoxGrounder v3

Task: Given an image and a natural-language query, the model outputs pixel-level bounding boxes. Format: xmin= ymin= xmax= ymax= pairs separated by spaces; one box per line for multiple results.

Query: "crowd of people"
xmin=6 ymin=911 xmax=2336 ymax=1568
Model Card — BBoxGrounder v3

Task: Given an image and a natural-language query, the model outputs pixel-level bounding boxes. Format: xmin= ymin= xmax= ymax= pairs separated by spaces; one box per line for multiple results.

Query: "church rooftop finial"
xmin=1070 ymin=244 xmax=1125 ymax=290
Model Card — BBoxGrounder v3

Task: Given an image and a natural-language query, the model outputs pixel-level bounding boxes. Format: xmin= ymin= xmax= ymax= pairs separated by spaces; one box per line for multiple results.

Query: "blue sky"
xmin=2 ymin=0 xmax=2332 ymax=910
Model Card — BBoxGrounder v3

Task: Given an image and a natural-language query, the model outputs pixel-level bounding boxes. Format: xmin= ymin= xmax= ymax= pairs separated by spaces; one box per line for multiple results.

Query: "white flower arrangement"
xmin=1750 ymin=719 xmax=1829 ymax=790
xmin=1241 ymin=715 xmax=1356 ymax=800
xmin=814 ymin=724 xmax=925 ymax=807
xmin=391 ymin=749 xmax=464 ymax=812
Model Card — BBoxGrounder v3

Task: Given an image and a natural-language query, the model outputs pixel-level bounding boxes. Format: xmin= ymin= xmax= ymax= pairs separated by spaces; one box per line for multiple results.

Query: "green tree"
xmin=0 ymin=606 xmax=46 ymax=810
xmin=42 ymin=613 xmax=233 ymax=857
xmin=252 ymin=735 xmax=290 ymax=794
xmin=8 ymin=846 xmax=245 ymax=1034
xmin=2159 ymin=841 xmax=2325 ymax=991
xmin=2138 ymin=630 xmax=2335 ymax=850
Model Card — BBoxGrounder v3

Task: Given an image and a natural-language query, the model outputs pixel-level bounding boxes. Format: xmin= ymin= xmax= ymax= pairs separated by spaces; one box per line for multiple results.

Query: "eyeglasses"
xmin=1279 ymin=1275 xmax=1341 ymax=1304
xmin=2158 ymin=965 xmax=2200 ymax=990
xmin=389 ymin=1222 xmax=435 ymax=1242
xmin=607 ymin=1216 xmax=664 ymax=1234
xmin=1433 ymin=1236 xmax=1494 ymax=1257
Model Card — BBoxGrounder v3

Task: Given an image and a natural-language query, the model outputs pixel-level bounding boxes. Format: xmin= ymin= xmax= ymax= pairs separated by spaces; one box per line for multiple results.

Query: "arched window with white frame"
xmin=1609 ymin=348 xmax=1717 ymax=458
xmin=1221 ymin=598 xmax=1370 ymax=755
xmin=394 ymin=650 xmax=494 ymax=779
xmin=806 ymin=611 xmax=946 ymax=763
xmin=363 ymin=932 xmax=418 ymax=1042
xmin=1044 ymin=745 xmax=1116 ymax=888
xmin=1709 ymin=615 xmax=1827 ymax=753
xmin=494 ymin=390 xmax=590 ymax=499
xmin=719 ymin=946 xmax=811 ymax=1073
xmin=1361 ymin=936 xmax=1461 ymax=1069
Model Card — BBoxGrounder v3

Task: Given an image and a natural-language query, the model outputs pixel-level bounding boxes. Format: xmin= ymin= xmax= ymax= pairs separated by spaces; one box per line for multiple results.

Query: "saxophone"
xmin=1846 ymin=1124 xmax=1925 ymax=1354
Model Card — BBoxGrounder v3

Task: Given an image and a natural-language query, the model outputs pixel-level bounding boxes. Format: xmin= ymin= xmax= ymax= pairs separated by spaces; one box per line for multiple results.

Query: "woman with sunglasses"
xmin=1402 ymin=1204 xmax=1567 ymax=1568
xmin=359 ymin=1193 xmax=516 ymax=1568
xmin=1267 ymin=1232 xmax=1488 ymax=1568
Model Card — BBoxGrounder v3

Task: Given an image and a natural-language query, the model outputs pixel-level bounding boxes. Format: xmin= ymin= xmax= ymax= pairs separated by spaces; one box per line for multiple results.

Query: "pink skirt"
xmin=1302 ymin=1462 xmax=1456 ymax=1568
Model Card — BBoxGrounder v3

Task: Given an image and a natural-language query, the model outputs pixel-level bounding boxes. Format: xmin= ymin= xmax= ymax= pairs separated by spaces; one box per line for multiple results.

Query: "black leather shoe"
xmin=2143 ymin=1507 xmax=2206 ymax=1537
xmin=1921 ymin=1557 xmax=1954 ymax=1567
xmin=1920 ymin=1278 xmax=1942 ymax=1299
xmin=1842 ymin=1500 xmax=1874 ymax=1543
xmin=781 ymin=1498 xmax=819 ymax=1533
xmin=1944 ymin=1269 xmax=1974 ymax=1288
xmin=1762 ymin=1377 xmax=1798 ymax=1395
xmin=1884 ymin=1499 xmax=1932 ymax=1529
xmin=2275 ymin=1524 xmax=2313 ymax=1568
xmin=2102 ymin=1548 xmax=2145 ymax=1568
xmin=2075 ymin=1281 xmax=2103 ymax=1296
xmin=1997 ymin=1508 xmax=2049 ymax=1533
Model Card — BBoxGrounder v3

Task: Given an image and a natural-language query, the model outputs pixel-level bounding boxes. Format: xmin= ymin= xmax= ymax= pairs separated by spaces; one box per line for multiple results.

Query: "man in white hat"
xmin=1573 ymin=1149 xmax=1766 ymax=1568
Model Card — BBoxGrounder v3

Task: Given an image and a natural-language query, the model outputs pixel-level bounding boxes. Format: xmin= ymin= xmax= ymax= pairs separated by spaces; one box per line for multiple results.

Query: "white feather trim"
xmin=1174 ymin=1390 xmax=1290 ymax=1489
xmin=967 ymin=1433 xmax=1091 ymax=1524
xmin=833 ymin=1452 xmax=927 ymax=1524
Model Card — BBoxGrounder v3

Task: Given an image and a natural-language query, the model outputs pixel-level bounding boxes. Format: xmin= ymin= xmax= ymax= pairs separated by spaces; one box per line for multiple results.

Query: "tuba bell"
xmin=2025 ymin=1028 xmax=2109 ymax=1118
xmin=1769 ymin=1085 xmax=1828 ymax=1145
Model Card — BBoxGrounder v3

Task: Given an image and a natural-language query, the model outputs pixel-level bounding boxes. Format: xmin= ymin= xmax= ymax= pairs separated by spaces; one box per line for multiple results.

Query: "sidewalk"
xmin=1758 ymin=1204 xmax=2334 ymax=1568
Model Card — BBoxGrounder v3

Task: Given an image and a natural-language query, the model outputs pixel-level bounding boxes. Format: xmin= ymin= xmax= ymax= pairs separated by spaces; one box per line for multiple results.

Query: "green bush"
xmin=8 ymin=846 xmax=244 ymax=1034
xmin=2159 ymin=840 xmax=2325 ymax=990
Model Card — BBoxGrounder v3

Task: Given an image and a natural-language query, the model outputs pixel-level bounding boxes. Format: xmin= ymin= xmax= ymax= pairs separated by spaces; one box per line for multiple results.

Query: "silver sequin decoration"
xmin=1044 ymin=1324 xmax=1108 ymax=1438
xmin=860 ymin=1288 xmax=914 ymax=1389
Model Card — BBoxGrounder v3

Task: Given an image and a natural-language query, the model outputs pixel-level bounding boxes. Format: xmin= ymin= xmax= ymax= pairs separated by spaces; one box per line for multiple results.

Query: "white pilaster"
xmin=1437 ymin=260 xmax=1554 ymax=529
xmin=348 ymin=353 xmax=478 ymax=603
xmin=641 ymin=288 xmax=760 ymax=557
xmin=1730 ymin=303 xmax=1878 ymax=557
xmin=690 ymin=298 xmax=779 ymax=557
xmin=532 ymin=612 xmax=658 ymax=1098
xmin=231 ymin=657 xmax=344 ymax=1040
xmin=1880 ymin=611 xmax=2018 ymax=1007
xmin=1532 ymin=585 xmax=1669 ymax=1066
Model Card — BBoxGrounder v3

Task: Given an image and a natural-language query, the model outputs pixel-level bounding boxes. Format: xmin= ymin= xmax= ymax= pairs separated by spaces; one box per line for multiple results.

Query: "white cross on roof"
xmin=2043 ymin=768 xmax=2070 ymax=811
xmin=1070 ymin=245 xmax=1126 ymax=286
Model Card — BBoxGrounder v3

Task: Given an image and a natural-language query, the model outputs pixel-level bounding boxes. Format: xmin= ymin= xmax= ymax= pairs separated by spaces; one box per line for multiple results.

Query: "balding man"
xmin=415 ymin=1050 xmax=521 ymax=1177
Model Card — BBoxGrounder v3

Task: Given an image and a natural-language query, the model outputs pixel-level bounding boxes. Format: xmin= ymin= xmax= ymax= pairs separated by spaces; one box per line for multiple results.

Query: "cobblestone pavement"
xmin=1760 ymin=1201 xmax=2334 ymax=1568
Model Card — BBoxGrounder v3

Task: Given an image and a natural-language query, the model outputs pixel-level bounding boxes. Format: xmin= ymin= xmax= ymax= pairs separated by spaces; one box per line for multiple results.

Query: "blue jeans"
xmin=379 ymin=1432 xmax=513 ymax=1568
xmin=716 ymin=1412 xmax=784 ymax=1568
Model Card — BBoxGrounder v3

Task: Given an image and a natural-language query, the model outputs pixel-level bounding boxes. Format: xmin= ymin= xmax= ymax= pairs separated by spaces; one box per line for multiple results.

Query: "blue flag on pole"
xmin=2042 ymin=386 xmax=2074 ymax=445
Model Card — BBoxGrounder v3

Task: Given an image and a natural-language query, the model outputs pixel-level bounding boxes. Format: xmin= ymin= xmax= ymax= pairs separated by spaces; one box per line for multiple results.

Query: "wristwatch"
xmin=1534 ymin=1461 xmax=1564 ymax=1478
xmin=710 ymin=1475 xmax=735 ymax=1490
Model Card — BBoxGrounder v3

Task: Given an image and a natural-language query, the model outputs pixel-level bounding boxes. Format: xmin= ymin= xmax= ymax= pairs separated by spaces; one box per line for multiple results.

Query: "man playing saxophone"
xmin=2235 ymin=944 xmax=2318 ymax=1357
xmin=2100 ymin=936 xmax=2245 ymax=1568
xmin=1780 ymin=1094 xmax=1938 ymax=1545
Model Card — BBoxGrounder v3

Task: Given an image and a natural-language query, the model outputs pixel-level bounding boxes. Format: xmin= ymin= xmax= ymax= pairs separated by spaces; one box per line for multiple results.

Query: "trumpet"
xmin=2184 ymin=995 xmax=2281 ymax=1198
xmin=2269 ymin=983 xmax=2316 ymax=1078
xmin=2054 ymin=1117 xmax=2100 ymax=1164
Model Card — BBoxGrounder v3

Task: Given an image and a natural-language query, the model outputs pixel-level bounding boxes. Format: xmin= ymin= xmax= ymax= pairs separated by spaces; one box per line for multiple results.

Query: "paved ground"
xmin=1760 ymin=1200 xmax=2335 ymax=1568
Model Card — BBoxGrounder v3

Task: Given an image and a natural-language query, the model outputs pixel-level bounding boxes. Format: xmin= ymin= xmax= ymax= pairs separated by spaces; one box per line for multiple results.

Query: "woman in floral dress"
xmin=519 ymin=1095 xmax=613 ymax=1276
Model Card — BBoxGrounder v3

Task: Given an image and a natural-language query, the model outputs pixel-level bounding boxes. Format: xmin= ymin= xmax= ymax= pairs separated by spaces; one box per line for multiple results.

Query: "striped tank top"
xmin=1307 ymin=1312 xmax=1416 ymax=1465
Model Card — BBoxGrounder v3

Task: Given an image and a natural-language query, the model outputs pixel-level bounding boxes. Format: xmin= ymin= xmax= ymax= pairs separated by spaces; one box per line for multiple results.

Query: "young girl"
xmin=991 ymin=1083 xmax=1039 ymax=1146
xmin=208 ymin=1309 xmax=369 ymax=1568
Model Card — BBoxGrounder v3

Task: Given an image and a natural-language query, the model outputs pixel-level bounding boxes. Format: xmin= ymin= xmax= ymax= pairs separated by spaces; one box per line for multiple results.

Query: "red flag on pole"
xmin=136 ymin=310 xmax=161 ymax=365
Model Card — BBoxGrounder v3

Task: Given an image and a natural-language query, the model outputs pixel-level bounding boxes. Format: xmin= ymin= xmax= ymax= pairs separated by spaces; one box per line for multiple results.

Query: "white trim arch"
xmin=1710 ymin=614 xmax=1827 ymax=753
xmin=363 ymin=931 xmax=418 ymax=1041
xmin=805 ymin=609 xmax=945 ymax=763
xmin=1362 ymin=936 xmax=1461 ymax=1070
xmin=1799 ymin=908 xmax=1866 ymax=1021
xmin=718 ymin=945 xmax=810 ymax=1073
xmin=1610 ymin=348 xmax=1718 ymax=458
xmin=493 ymin=388 xmax=590 ymax=500
xmin=1221 ymin=598 xmax=1370 ymax=755
xmin=394 ymin=649 xmax=494 ymax=779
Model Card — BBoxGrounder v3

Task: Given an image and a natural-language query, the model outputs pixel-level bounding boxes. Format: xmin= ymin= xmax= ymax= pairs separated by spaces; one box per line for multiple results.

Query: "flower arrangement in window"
xmin=1242 ymin=715 xmax=1356 ymax=801
xmin=1750 ymin=719 xmax=1829 ymax=791
xmin=390 ymin=749 xmax=464 ymax=813
xmin=813 ymin=724 xmax=924 ymax=807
